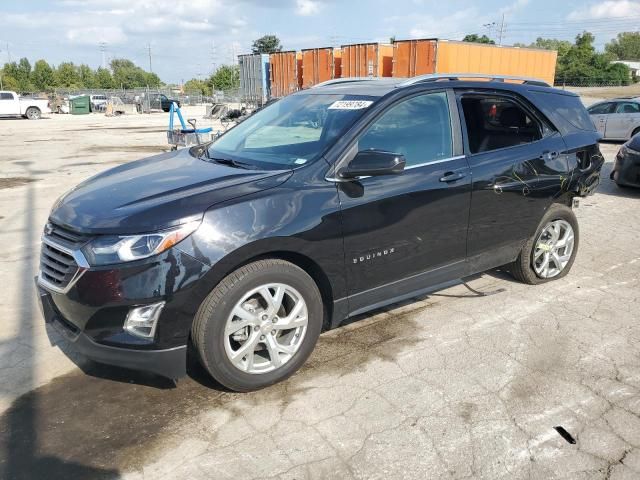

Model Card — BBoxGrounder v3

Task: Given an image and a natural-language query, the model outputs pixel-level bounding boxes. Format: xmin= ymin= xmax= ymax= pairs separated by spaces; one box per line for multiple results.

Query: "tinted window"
xmin=209 ymin=93 xmax=376 ymax=169
xmin=616 ymin=102 xmax=640 ymax=114
xmin=0 ymin=92 xmax=14 ymax=100
xmin=588 ymin=103 xmax=615 ymax=114
xmin=530 ymin=91 xmax=596 ymax=134
xmin=460 ymin=95 xmax=542 ymax=154
xmin=357 ymin=92 xmax=452 ymax=167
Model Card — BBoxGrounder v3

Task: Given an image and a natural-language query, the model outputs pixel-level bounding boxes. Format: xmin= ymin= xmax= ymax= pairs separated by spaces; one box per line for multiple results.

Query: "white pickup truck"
xmin=0 ymin=91 xmax=51 ymax=119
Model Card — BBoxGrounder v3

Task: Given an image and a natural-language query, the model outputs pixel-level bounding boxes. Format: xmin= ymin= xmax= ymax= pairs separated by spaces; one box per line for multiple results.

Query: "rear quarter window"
xmin=528 ymin=91 xmax=596 ymax=134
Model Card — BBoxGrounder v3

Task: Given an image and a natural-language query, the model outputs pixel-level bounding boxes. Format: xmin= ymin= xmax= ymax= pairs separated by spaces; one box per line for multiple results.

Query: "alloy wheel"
xmin=223 ymin=283 xmax=308 ymax=374
xmin=532 ymin=219 xmax=575 ymax=279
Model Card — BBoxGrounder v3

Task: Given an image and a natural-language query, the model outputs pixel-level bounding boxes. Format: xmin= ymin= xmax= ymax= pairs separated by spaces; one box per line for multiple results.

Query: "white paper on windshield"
xmin=328 ymin=100 xmax=373 ymax=110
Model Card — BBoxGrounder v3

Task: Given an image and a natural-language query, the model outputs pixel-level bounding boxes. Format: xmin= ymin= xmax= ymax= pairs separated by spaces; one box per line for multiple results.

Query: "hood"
xmin=627 ymin=133 xmax=640 ymax=152
xmin=50 ymin=148 xmax=292 ymax=234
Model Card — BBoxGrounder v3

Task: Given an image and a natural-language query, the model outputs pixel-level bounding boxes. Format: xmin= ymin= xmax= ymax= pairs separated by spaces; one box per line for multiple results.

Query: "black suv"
xmin=37 ymin=75 xmax=603 ymax=391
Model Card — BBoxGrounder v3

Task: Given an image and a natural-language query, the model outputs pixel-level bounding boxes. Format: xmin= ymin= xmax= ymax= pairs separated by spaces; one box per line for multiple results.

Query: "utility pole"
xmin=6 ymin=42 xmax=11 ymax=63
xmin=99 ymin=42 xmax=107 ymax=68
xmin=498 ymin=13 xmax=506 ymax=45
xmin=210 ymin=41 xmax=217 ymax=73
xmin=147 ymin=43 xmax=153 ymax=73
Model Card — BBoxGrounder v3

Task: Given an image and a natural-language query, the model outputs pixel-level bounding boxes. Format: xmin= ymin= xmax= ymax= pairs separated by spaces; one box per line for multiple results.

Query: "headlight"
xmin=82 ymin=221 xmax=200 ymax=266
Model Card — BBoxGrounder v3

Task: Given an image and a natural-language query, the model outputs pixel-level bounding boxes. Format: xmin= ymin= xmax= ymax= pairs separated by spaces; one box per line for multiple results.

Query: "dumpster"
xmin=70 ymin=95 xmax=90 ymax=115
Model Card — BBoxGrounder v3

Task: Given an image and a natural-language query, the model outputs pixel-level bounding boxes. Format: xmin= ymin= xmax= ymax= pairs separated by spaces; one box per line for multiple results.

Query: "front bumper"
xmin=35 ymin=245 xmax=212 ymax=379
xmin=37 ymin=280 xmax=188 ymax=378
xmin=611 ymin=149 xmax=640 ymax=188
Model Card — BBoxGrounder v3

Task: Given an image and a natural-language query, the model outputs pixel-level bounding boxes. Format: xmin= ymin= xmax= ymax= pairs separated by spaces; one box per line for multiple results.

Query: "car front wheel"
xmin=192 ymin=259 xmax=323 ymax=392
xmin=508 ymin=204 xmax=579 ymax=285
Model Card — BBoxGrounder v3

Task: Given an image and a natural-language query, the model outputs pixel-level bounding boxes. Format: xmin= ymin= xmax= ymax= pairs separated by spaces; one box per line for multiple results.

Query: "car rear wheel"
xmin=508 ymin=204 xmax=579 ymax=285
xmin=192 ymin=259 xmax=323 ymax=392
xmin=25 ymin=107 xmax=41 ymax=120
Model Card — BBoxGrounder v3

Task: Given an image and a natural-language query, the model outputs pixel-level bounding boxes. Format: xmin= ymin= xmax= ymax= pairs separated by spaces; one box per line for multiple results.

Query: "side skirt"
xmin=331 ymin=260 xmax=465 ymax=328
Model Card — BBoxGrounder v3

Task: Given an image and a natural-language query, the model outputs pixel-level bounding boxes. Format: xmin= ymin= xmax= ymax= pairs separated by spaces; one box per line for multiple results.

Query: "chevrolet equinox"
xmin=37 ymin=75 xmax=603 ymax=391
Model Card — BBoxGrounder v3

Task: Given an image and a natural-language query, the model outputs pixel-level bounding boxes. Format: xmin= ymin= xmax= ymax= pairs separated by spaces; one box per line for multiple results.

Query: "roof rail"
xmin=311 ymin=77 xmax=383 ymax=89
xmin=398 ymin=73 xmax=550 ymax=87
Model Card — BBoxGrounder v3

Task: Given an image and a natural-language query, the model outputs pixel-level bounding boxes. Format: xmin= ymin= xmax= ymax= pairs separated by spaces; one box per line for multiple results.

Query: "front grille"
xmin=47 ymin=223 xmax=90 ymax=250
xmin=39 ymin=223 xmax=91 ymax=292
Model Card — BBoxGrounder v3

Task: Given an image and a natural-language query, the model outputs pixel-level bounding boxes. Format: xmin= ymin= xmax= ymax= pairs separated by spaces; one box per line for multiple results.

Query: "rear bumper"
xmin=37 ymin=280 xmax=187 ymax=379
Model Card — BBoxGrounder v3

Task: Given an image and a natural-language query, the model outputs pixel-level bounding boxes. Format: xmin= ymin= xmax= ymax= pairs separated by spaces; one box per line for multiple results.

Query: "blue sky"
xmin=0 ymin=0 xmax=639 ymax=83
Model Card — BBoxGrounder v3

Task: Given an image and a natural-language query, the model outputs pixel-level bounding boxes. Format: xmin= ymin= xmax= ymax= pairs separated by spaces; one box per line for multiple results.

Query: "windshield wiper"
xmin=206 ymin=157 xmax=253 ymax=169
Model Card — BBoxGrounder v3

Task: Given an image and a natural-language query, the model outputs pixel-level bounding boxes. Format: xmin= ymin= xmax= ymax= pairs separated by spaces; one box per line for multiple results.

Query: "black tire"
xmin=508 ymin=204 xmax=579 ymax=285
xmin=632 ymin=127 xmax=640 ymax=139
xmin=25 ymin=107 xmax=41 ymax=120
xmin=192 ymin=259 xmax=323 ymax=392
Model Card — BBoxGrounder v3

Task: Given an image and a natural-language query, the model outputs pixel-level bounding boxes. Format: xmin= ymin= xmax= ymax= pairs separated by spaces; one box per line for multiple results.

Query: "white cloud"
xmin=391 ymin=8 xmax=486 ymax=40
xmin=296 ymin=0 xmax=322 ymax=16
xmin=66 ymin=26 xmax=127 ymax=45
xmin=568 ymin=0 xmax=640 ymax=20
xmin=500 ymin=0 xmax=530 ymax=16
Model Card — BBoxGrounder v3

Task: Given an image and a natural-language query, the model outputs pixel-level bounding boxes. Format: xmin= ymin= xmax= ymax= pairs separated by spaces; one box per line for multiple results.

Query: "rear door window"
xmin=357 ymin=92 xmax=453 ymax=167
xmin=459 ymin=95 xmax=543 ymax=154
xmin=0 ymin=92 xmax=14 ymax=100
xmin=588 ymin=103 xmax=615 ymax=115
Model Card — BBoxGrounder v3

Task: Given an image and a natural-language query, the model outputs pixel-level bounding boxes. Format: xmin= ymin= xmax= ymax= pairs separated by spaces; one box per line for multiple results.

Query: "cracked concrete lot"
xmin=1 ymin=106 xmax=639 ymax=480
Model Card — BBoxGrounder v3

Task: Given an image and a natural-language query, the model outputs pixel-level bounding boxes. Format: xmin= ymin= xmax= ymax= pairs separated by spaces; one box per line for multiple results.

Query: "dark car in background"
xmin=36 ymin=74 xmax=603 ymax=392
xmin=157 ymin=93 xmax=181 ymax=112
xmin=611 ymin=133 xmax=640 ymax=188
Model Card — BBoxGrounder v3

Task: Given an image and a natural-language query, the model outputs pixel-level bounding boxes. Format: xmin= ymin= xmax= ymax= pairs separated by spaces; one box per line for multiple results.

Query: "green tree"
xmin=462 ymin=34 xmax=495 ymax=45
xmin=208 ymin=65 xmax=240 ymax=91
xmin=555 ymin=32 xmax=630 ymax=85
xmin=2 ymin=62 xmax=20 ymax=90
xmin=514 ymin=37 xmax=573 ymax=59
xmin=184 ymin=78 xmax=211 ymax=95
xmin=0 ymin=65 xmax=19 ymax=90
xmin=110 ymin=58 xmax=159 ymax=88
xmin=17 ymin=57 xmax=33 ymax=90
xmin=94 ymin=67 xmax=114 ymax=88
xmin=31 ymin=60 xmax=55 ymax=90
xmin=78 ymin=64 xmax=96 ymax=88
xmin=251 ymin=35 xmax=282 ymax=54
xmin=605 ymin=32 xmax=640 ymax=60
xmin=144 ymin=72 xmax=162 ymax=88
xmin=55 ymin=62 xmax=80 ymax=87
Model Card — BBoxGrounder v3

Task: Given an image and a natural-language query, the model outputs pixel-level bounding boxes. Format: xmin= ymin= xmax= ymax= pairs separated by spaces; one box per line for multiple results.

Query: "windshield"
xmin=207 ymin=93 xmax=376 ymax=169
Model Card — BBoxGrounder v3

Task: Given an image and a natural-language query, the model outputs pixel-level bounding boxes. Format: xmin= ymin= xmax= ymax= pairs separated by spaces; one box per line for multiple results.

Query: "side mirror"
xmin=340 ymin=150 xmax=406 ymax=179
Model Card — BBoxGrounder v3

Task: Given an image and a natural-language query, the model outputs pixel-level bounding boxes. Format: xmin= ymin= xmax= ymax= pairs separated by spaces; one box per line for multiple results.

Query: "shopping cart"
xmin=167 ymin=102 xmax=214 ymax=151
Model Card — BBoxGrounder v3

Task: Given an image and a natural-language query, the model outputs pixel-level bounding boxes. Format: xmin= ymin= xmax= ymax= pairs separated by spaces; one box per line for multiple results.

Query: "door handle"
xmin=439 ymin=171 xmax=466 ymax=182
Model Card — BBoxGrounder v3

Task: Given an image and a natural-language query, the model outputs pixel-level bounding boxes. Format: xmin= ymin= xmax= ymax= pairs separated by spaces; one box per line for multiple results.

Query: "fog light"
xmin=124 ymin=302 xmax=165 ymax=339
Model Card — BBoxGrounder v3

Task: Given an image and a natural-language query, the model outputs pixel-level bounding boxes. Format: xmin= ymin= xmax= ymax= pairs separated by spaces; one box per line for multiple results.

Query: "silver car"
xmin=587 ymin=98 xmax=640 ymax=140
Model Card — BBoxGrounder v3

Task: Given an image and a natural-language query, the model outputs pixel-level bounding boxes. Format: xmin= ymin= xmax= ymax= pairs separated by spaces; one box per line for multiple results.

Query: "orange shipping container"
xmin=301 ymin=47 xmax=336 ymax=88
xmin=390 ymin=39 xmax=557 ymax=85
xmin=435 ymin=40 xmax=557 ymax=86
xmin=392 ymin=39 xmax=437 ymax=77
xmin=333 ymin=48 xmax=342 ymax=79
xmin=269 ymin=51 xmax=300 ymax=98
xmin=340 ymin=43 xmax=394 ymax=78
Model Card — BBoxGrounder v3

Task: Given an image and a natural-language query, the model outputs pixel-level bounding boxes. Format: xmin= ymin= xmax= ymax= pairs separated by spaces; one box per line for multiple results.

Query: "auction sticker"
xmin=328 ymin=100 xmax=373 ymax=110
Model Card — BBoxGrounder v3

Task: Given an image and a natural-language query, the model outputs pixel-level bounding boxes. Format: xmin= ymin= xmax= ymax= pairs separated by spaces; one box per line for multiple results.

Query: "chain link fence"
xmin=49 ymin=87 xmax=242 ymax=111
xmin=554 ymin=77 xmax=639 ymax=88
